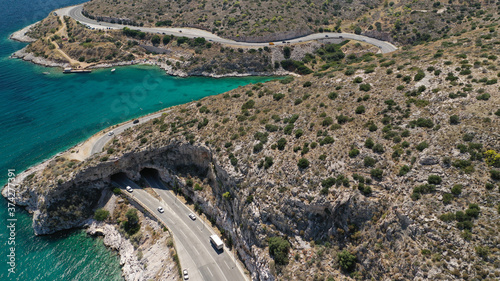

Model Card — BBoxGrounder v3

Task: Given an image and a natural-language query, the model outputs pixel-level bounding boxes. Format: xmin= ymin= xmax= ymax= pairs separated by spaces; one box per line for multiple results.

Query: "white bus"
xmin=210 ymin=235 xmax=223 ymax=250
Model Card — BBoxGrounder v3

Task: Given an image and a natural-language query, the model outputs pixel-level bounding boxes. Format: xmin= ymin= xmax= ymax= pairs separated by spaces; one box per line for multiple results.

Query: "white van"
xmin=210 ymin=235 xmax=223 ymax=250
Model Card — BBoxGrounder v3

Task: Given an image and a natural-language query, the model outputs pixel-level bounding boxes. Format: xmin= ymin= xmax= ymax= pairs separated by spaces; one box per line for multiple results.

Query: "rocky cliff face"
xmin=4 ymin=133 xmax=384 ymax=280
xmin=5 ymin=24 xmax=500 ymax=279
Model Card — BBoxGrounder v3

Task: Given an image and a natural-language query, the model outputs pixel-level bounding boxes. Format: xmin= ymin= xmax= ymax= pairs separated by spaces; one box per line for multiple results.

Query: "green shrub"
xmin=359 ymin=83 xmax=371 ymax=92
xmin=265 ymin=124 xmax=279 ymax=132
xmin=428 ymin=175 xmax=442 ymax=185
xmin=451 ymin=184 xmax=462 ymax=195
xmin=241 ymin=99 xmax=255 ymax=110
xmin=412 ymin=184 xmax=436 ymax=200
xmin=365 ymin=138 xmax=374 ymax=148
xmin=319 ymin=136 xmax=335 ymax=146
xmin=253 ymin=142 xmax=263 ymax=153
xmin=322 ymin=117 xmax=334 ymax=126
xmin=355 ymin=105 xmax=366 ymax=114
xmin=269 ymin=237 xmax=290 ymax=265
xmin=273 ymin=93 xmax=285 ymax=101
xmin=277 ymin=138 xmax=287 ymax=150
xmin=336 ymin=115 xmax=349 ymax=124
xmin=294 ymin=129 xmax=303 ymax=138
xmin=398 ymin=165 xmax=410 ymax=176
xmin=476 ymin=93 xmax=490 ymax=100
xmin=415 ymin=118 xmax=434 ymax=128
xmin=364 ymin=156 xmax=376 ymax=167
xmin=297 ymin=158 xmax=310 ymax=169
xmin=416 ymin=141 xmax=429 ymax=151
xmin=370 ymin=168 xmax=383 ymax=180
xmin=414 ymin=70 xmax=425 ymax=81
xmin=475 ymin=246 xmax=489 ymax=260
xmin=151 ymin=35 xmax=161 ymax=45
xmin=328 ymin=92 xmax=338 ymax=100
xmin=349 ymin=149 xmax=360 ymax=158
xmin=94 ymin=208 xmax=110 ymax=221
xmin=372 ymin=143 xmax=385 ymax=154
xmin=337 ymin=250 xmax=356 ymax=272
xmin=283 ymin=124 xmax=294 ymax=135
xmin=449 ymin=115 xmax=459 ymax=124
xmin=123 ymin=208 xmax=140 ymax=235
xmin=258 ymin=156 xmax=274 ymax=169
xmin=442 ymin=193 xmax=453 ymax=204
xmin=490 ymin=169 xmax=500 ymax=180
xmin=439 ymin=212 xmax=455 ymax=222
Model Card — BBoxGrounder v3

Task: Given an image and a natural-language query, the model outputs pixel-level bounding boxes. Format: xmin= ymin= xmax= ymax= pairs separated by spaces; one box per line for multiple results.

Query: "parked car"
xmin=325 ymin=35 xmax=329 ymax=37
xmin=108 ymin=131 xmax=114 ymax=136
xmin=157 ymin=207 xmax=164 ymax=213
xmin=183 ymin=269 xmax=189 ymax=280
xmin=133 ymin=119 xmax=139 ymax=124
xmin=188 ymin=213 xmax=196 ymax=220
xmin=126 ymin=186 xmax=133 ymax=192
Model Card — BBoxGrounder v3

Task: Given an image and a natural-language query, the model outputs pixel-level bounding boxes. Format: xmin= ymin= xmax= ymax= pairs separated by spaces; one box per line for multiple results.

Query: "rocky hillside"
xmin=82 ymin=0 xmax=500 ymax=44
xmin=20 ymin=14 xmax=338 ymax=76
xmin=6 ymin=23 xmax=500 ymax=281
xmin=83 ymin=0 xmax=378 ymax=41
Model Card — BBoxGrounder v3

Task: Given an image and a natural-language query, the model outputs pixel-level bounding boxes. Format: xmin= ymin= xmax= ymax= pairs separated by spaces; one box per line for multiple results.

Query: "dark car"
xmin=133 ymin=119 xmax=139 ymax=124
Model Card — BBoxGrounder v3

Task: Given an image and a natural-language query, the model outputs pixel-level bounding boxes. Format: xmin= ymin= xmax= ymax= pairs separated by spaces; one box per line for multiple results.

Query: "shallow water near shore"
xmin=0 ymin=0 xmax=275 ymax=279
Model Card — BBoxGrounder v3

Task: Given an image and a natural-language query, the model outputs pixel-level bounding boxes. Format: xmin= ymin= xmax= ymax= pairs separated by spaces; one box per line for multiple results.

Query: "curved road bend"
xmin=56 ymin=5 xmax=398 ymax=53
xmin=91 ymin=110 xmax=171 ymax=155
xmin=112 ymin=174 xmax=249 ymax=281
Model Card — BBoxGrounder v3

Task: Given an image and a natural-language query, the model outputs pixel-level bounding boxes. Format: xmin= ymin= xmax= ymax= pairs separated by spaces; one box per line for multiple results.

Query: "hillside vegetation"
xmin=82 ymin=0 xmax=500 ymax=44
xmin=20 ymin=23 xmax=500 ymax=280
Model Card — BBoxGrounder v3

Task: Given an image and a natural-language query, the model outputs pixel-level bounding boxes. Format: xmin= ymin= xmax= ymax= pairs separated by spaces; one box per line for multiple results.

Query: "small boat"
xmin=42 ymin=72 xmax=50 ymax=75
xmin=111 ymin=68 xmax=116 ymax=73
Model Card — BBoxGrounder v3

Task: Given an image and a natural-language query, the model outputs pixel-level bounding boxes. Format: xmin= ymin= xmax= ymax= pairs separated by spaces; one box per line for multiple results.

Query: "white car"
xmin=157 ymin=207 xmax=164 ymax=213
xmin=188 ymin=213 xmax=196 ymax=220
xmin=183 ymin=269 xmax=189 ymax=280
xmin=126 ymin=186 xmax=133 ymax=192
xmin=108 ymin=131 xmax=114 ymax=136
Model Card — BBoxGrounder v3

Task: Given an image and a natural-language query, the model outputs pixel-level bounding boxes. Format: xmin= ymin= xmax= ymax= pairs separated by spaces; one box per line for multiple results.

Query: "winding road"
xmin=56 ymin=4 xmax=398 ymax=53
xmin=112 ymin=172 xmax=249 ymax=281
xmin=91 ymin=110 xmax=171 ymax=155
xmin=54 ymin=3 xmax=397 ymax=279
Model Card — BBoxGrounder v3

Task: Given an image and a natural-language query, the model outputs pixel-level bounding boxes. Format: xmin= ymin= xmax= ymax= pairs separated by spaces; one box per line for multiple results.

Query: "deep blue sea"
xmin=0 ymin=0 xmax=273 ymax=279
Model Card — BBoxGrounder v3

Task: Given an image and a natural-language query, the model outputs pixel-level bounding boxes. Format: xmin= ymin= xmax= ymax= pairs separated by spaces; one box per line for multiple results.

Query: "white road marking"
xmin=193 ymin=246 xmax=201 ymax=256
xmin=207 ymin=267 xmax=213 ymax=277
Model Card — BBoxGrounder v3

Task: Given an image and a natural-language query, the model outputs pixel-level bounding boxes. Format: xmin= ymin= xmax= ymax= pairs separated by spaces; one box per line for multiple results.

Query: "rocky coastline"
xmin=86 ymin=215 xmax=178 ymax=281
xmin=9 ymin=24 xmax=296 ymax=78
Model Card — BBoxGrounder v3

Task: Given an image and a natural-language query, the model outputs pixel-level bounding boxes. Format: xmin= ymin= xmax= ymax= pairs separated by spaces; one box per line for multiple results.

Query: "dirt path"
xmin=51 ymin=16 xmax=91 ymax=68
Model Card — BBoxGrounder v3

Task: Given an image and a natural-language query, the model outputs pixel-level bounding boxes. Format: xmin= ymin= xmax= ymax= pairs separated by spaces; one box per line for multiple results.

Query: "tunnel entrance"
xmin=140 ymin=168 xmax=159 ymax=178
xmin=110 ymin=172 xmax=128 ymax=182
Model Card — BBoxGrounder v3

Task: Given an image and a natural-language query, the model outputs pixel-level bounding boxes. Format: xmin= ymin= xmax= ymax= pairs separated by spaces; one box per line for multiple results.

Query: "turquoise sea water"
xmin=0 ymin=0 xmax=274 ymax=279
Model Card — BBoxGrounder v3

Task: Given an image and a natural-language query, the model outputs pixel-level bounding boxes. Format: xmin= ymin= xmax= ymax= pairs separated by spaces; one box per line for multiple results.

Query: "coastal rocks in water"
xmin=9 ymin=22 xmax=38 ymax=42
xmin=86 ymin=217 xmax=177 ymax=281
xmin=11 ymin=47 xmax=70 ymax=68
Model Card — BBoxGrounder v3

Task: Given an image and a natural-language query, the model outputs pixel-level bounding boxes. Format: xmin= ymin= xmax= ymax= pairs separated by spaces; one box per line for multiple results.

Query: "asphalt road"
xmin=91 ymin=110 xmax=170 ymax=155
xmin=56 ymin=4 xmax=397 ymax=53
xmin=112 ymin=173 xmax=248 ymax=281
